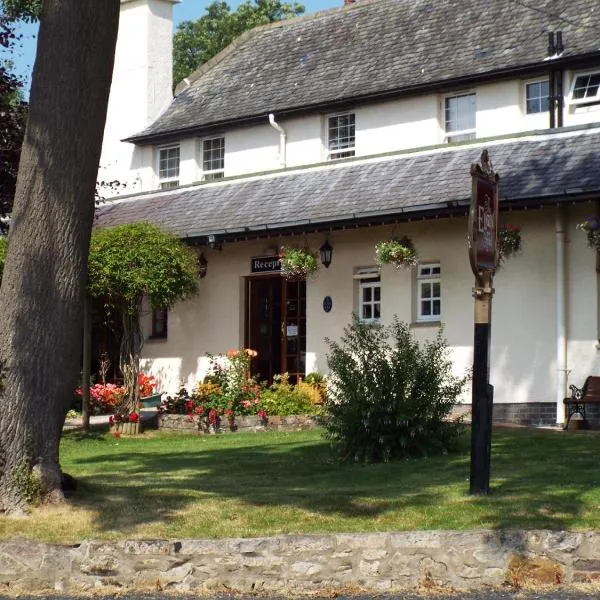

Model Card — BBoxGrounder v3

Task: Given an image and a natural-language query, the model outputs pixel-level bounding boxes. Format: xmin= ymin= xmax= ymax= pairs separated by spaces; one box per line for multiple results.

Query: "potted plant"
xmin=497 ymin=224 xmax=522 ymax=268
xmin=279 ymin=246 xmax=318 ymax=280
xmin=577 ymin=216 xmax=600 ymax=250
xmin=375 ymin=236 xmax=418 ymax=269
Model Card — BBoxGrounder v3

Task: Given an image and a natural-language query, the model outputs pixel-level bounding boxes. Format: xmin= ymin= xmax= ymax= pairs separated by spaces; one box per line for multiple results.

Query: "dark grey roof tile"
xmin=97 ymin=128 xmax=600 ymax=237
xmin=131 ymin=0 xmax=600 ymax=141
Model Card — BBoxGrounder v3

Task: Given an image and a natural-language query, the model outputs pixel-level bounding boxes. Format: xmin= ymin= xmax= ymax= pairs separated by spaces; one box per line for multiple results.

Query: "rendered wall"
xmin=137 ymin=71 xmax=600 ymax=190
xmin=139 ymin=205 xmax=600 ymax=414
xmin=99 ymin=0 xmax=175 ymax=194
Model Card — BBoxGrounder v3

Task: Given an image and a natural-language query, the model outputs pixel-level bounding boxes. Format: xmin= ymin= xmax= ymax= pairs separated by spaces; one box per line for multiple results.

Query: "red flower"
xmin=109 ymin=415 xmax=115 ymax=425
xmin=128 ymin=412 xmax=139 ymax=423
xmin=208 ymin=408 xmax=219 ymax=424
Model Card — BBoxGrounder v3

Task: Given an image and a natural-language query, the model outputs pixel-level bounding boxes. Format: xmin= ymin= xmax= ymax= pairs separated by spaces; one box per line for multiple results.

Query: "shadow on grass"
xmin=61 ymin=426 xmax=600 ymax=535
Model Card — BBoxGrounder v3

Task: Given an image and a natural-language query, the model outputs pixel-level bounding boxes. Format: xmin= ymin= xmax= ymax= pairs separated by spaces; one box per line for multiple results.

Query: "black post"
xmin=470 ymin=278 xmax=493 ymax=495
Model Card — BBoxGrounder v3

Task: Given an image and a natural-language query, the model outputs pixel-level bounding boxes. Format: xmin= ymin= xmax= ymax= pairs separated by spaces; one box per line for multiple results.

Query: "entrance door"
xmin=246 ymin=276 xmax=306 ymax=383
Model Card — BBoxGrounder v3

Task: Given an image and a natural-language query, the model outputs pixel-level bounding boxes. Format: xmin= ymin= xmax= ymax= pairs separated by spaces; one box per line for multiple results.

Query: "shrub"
xmin=323 ymin=315 xmax=467 ymax=462
xmin=260 ymin=373 xmax=318 ymax=416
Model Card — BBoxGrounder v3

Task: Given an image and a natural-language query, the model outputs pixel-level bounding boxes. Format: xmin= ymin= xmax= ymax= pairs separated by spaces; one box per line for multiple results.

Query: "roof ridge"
xmin=174 ymin=0 xmax=384 ymax=95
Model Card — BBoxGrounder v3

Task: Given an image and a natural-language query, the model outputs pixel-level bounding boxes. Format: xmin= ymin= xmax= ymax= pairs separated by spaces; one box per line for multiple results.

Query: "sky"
xmin=6 ymin=0 xmax=342 ymax=97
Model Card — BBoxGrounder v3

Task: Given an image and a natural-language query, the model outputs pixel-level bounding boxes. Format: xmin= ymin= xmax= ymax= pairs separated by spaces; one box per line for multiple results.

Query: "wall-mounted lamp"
xmin=207 ymin=233 xmax=222 ymax=251
xmin=319 ymin=240 xmax=333 ymax=268
xmin=197 ymin=252 xmax=208 ymax=279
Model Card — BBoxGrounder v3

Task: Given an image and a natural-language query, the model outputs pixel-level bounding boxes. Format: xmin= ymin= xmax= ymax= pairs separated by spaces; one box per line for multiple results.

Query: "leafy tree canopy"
xmin=87 ymin=222 xmax=199 ymax=313
xmin=1 ymin=0 xmax=41 ymax=21
xmin=173 ymin=0 xmax=304 ymax=85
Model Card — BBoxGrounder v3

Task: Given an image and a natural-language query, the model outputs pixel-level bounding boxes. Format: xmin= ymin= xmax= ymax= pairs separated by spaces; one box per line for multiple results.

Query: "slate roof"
xmin=130 ymin=0 xmax=600 ymax=143
xmin=97 ymin=125 xmax=600 ymax=240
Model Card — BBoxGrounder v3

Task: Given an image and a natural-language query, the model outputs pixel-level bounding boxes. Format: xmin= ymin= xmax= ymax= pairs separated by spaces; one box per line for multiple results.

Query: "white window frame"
xmin=326 ymin=112 xmax=356 ymax=160
xmin=443 ymin=93 xmax=476 ymax=143
xmin=568 ymin=70 xmax=600 ymax=105
xmin=200 ymin=136 xmax=225 ymax=181
xmin=157 ymin=144 xmax=180 ymax=189
xmin=525 ymin=79 xmax=550 ymax=115
xmin=416 ymin=263 xmax=441 ymax=322
xmin=354 ymin=267 xmax=381 ymax=324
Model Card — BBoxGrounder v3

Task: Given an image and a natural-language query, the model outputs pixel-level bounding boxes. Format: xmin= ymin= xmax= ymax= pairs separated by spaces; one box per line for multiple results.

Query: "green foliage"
xmin=0 ymin=235 xmax=6 ymax=280
xmin=323 ymin=315 xmax=467 ymax=462
xmin=374 ymin=236 xmax=418 ymax=269
xmin=1 ymin=0 xmax=41 ymax=22
xmin=173 ymin=0 xmax=304 ymax=84
xmin=279 ymin=246 xmax=318 ymax=279
xmin=260 ymin=373 xmax=318 ymax=416
xmin=87 ymin=222 xmax=199 ymax=313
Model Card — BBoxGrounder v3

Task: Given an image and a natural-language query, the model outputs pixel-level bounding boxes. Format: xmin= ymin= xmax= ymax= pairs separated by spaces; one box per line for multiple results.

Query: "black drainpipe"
xmin=548 ymin=32 xmax=556 ymax=128
xmin=556 ymin=32 xmax=564 ymax=127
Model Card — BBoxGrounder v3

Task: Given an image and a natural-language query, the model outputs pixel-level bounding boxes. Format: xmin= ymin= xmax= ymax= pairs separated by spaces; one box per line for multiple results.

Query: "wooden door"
xmin=281 ymin=279 xmax=306 ymax=383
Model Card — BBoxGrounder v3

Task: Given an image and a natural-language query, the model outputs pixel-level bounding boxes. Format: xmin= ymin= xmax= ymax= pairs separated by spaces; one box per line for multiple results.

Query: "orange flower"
xmin=226 ymin=349 xmax=238 ymax=358
xmin=244 ymin=348 xmax=258 ymax=357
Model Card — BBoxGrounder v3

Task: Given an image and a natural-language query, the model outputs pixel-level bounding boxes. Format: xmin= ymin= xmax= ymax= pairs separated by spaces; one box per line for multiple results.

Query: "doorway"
xmin=246 ymin=276 xmax=306 ymax=384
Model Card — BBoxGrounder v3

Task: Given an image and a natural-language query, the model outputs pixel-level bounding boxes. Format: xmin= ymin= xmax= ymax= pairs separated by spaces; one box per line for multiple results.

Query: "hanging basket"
xmin=375 ymin=236 xmax=418 ymax=270
xmin=497 ymin=224 xmax=522 ymax=268
xmin=279 ymin=246 xmax=318 ymax=280
xmin=577 ymin=216 xmax=600 ymax=251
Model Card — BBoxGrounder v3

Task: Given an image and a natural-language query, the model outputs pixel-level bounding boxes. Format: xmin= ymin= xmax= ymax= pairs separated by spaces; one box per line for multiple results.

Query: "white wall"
xmin=137 ymin=71 xmax=600 ymax=190
xmin=99 ymin=0 xmax=175 ymax=195
xmin=138 ymin=205 xmax=600 ymax=415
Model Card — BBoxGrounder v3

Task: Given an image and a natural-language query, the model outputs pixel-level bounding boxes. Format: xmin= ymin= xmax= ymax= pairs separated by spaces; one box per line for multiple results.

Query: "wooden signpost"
xmin=468 ymin=149 xmax=499 ymax=495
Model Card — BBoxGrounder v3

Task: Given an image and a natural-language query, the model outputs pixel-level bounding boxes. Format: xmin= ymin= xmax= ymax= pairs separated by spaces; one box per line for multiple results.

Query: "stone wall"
xmin=1 ymin=530 xmax=600 ymax=595
xmin=157 ymin=413 xmax=319 ymax=434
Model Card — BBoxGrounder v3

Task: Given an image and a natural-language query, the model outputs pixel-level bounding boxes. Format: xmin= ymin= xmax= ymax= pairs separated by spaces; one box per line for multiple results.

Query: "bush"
xmin=323 ymin=315 xmax=467 ymax=462
xmin=260 ymin=374 xmax=319 ymax=416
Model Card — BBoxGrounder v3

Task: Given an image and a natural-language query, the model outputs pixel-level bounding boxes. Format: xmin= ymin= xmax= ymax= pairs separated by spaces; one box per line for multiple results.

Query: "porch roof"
xmin=97 ymin=125 xmax=600 ymax=243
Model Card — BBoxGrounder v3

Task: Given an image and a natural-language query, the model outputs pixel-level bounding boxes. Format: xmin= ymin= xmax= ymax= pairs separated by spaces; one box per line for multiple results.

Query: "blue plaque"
xmin=323 ymin=296 xmax=333 ymax=313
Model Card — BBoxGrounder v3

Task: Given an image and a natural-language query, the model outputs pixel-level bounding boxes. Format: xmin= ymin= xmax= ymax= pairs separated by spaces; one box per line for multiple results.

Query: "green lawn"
xmin=1 ymin=426 xmax=599 ymax=543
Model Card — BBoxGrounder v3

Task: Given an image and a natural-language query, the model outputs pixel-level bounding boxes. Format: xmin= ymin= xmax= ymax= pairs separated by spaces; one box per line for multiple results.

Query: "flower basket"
xmin=497 ymin=224 xmax=522 ymax=268
xmin=279 ymin=246 xmax=318 ymax=280
xmin=109 ymin=412 xmax=141 ymax=435
xmin=375 ymin=237 xmax=418 ymax=269
xmin=577 ymin=216 xmax=600 ymax=250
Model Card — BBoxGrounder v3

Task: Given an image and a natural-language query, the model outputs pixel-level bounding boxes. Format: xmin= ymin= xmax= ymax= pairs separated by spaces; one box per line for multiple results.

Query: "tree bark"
xmin=0 ymin=0 xmax=120 ymax=512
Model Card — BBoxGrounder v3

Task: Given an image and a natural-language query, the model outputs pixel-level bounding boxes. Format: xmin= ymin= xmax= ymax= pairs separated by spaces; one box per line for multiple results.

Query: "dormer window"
xmin=327 ymin=113 xmax=355 ymax=160
xmin=444 ymin=93 xmax=476 ymax=142
xmin=158 ymin=145 xmax=180 ymax=189
xmin=201 ymin=137 xmax=225 ymax=181
xmin=569 ymin=71 xmax=600 ymax=105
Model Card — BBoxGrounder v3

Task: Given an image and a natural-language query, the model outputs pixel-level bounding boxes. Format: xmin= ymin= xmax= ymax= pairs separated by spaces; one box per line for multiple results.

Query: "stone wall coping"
xmin=1 ymin=529 xmax=600 ymax=595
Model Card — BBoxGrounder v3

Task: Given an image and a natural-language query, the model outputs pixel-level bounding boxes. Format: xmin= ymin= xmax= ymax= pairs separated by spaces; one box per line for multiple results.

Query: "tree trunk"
xmin=0 ymin=0 xmax=120 ymax=512
xmin=119 ymin=305 xmax=143 ymax=415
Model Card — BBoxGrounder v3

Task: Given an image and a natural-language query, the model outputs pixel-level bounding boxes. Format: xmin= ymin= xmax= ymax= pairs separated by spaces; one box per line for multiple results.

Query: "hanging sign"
xmin=251 ymin=255 xmax=281 ymax=273
xmin=468 ymin=150 xmax=500 ymax=275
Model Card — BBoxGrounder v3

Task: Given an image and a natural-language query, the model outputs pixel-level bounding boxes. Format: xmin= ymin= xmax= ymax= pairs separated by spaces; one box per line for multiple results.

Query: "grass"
xmin=0 ymin=426 xmax=599 ymax=543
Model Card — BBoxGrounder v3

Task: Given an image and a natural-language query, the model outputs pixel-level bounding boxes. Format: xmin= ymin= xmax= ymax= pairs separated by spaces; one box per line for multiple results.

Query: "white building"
xmin=97 ymin=0 xmax=600 ymax=426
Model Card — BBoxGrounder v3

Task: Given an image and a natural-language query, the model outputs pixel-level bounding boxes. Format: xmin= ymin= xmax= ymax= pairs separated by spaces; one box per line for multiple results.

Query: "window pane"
xmin=445 ymin=94 xmax=475 ymax=133
xmin=421 ymin=283 xmax=431 ymax=298
xmin=433 ymin=300 xmax=441 ymax=316
xmin=373 ymin=304 xmax=380 ymax=319
xmin=363 ymin=287 xmax=372 ymax=302
xmin=328 ymin=113 xmax=355 ymax=156
xmin=421 ymin=301 xmax=431 ymax=316
xmin=159 ymin=146 xmax=180 ymax=180
xmin=526 ymin=81 xmax=549 ymax=114
xmin=363 ymin=305 xmax=372 ymax=320
xmin=573 ymin=73 xmax=600 ymax=99
xmin=433 ymin=282 xmax=441 ymax=297
xmin=432 ymin=266 xmax=440 ymax=275
xmin=374 ymin=286 xmax=381 ymax=301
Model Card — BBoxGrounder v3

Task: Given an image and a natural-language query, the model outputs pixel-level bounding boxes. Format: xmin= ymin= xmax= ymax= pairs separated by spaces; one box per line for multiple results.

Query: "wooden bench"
xmin=140 ymin=392 xmax=164 ymax=409
xmin=563 ymin=376 xmax=600 ymax=429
